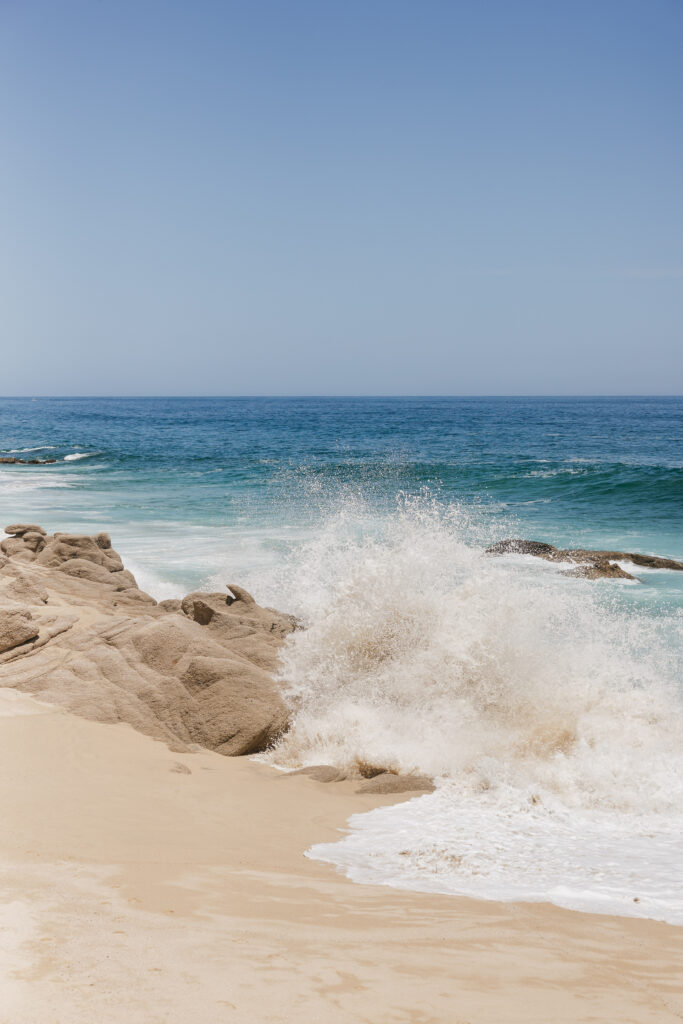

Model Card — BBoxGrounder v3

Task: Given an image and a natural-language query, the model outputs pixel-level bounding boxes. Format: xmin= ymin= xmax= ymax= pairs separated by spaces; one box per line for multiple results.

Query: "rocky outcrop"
xmin=1 ymin=526 xmax=155 ymax=601
xmin=486 ymin=539 xmax=683 ymax=580
xmin=0 ymin=524 xmax=296 ymax=756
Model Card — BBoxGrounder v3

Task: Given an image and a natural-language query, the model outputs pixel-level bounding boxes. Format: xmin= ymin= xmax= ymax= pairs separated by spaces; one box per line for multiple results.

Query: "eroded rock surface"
xmin=0 ymin=524 xmax=296 ymax=755
xmin=0 ymin=608 xmax=39 ymax=654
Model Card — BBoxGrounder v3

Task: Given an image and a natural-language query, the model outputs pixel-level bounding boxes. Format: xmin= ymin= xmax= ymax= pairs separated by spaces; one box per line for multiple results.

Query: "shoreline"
xmin=1 ymin=690 xmax=682 ymax=1024
xmin=1 ymin=522 xmax=682 ymax=1020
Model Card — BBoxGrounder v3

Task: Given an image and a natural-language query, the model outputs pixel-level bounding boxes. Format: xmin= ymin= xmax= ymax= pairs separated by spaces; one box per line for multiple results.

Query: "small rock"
xmin=356 ymin=773 xmax=435 ymax=795
xmin=4 ymin=524 xmax=47 ymax=537
xmin=190 ymin=599 xmax=216 ymax=625
xmin=287 ymin=765 xmax=347 ymax=783
xmin=225 ymin=584 xmax=255 ymax=607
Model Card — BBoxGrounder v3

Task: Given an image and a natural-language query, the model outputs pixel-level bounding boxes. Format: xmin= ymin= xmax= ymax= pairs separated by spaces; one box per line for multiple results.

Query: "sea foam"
xmin=264 ymin=495 xmax=683 ymax=922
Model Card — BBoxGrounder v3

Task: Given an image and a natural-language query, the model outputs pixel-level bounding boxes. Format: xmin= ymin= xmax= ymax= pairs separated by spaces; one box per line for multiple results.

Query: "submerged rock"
xmin=563 ymin=560 xmax=634 ymax=580
xmin=0 ymin=457 xmax=56 ymax=464
xmin=486 ymin=539 xmax=683 ymax=580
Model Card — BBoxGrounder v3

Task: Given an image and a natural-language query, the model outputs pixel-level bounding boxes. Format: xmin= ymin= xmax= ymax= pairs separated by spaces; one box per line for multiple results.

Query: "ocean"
xmin=1 ymin=396 xmax=682 ymax=923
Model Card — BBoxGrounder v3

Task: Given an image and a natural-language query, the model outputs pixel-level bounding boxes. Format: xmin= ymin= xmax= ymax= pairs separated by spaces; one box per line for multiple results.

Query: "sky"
xmin=1 ymin=0 xmax=682 ymax=396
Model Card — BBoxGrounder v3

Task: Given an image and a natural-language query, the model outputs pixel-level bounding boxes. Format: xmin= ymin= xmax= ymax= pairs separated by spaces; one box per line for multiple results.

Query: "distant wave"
xmin=64 ymin=452 xmax=100 ymax=462
xmin=525 ymin=468 xmax=587 ymax=478
xmin=4 ymin=446 xmax=57 ymax=454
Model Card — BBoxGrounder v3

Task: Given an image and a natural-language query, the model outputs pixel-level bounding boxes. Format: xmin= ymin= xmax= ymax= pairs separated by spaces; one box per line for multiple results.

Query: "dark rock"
xmin=0 ymin=457 xmax=56 ymax=465
xmin=563 ymin=560 xmax=634 ymax=580
xmin=565 ymin=549 xmax=683 ymax=572
xmin=485 ymin=539 xmax=683 ymax=580
xmin=486 ymin=539 xmax=557 ymax=557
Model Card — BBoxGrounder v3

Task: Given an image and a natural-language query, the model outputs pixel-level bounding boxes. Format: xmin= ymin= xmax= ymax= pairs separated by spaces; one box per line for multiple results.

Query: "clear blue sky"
xmin=1 ymin=0 xmax=682 ymax=395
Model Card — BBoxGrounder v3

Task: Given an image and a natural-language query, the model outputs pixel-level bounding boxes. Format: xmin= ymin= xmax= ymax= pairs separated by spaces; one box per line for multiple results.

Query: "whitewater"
xmin=253 ymin=496 xmax=683 ymax=924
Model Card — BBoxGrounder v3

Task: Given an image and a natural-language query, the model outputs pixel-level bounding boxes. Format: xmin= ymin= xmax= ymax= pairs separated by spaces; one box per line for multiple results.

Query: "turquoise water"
xmin=2 ymin=396 xmax=683 ymax=922
xmin=1 ymin=396 xmax=681 ymax=600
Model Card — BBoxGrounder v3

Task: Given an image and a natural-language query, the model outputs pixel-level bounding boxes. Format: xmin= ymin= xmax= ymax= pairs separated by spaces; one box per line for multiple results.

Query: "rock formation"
xmin=486 ymin=538 xmax=683 ymax=580
xmin=285 ymin=764 xmax=435 ymax=794
xmin=0 ymin=524 xmax=297 ymax=756
xmin=0 ymin=456 xmax=57 ymax=464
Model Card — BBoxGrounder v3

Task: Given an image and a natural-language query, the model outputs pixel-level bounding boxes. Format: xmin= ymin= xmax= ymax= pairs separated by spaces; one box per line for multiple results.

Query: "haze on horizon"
xmin=1 ymin=0 xmax=682 ymax=397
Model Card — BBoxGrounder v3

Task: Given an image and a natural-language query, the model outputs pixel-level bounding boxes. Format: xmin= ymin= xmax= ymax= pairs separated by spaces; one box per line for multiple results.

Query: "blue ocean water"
xmin=2 ymin=396 xmax=683 ymax=922
xmin=0 ymin=396 xmax=681 ymax=599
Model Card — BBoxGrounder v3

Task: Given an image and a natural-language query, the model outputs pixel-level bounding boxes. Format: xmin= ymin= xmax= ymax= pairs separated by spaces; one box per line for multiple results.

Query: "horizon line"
xmin=1 ymin=393 xmax=683 ymax=401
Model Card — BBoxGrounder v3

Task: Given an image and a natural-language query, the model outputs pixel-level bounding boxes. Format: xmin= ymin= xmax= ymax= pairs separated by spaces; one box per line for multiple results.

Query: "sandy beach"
xmin=4 ymin=0 xmax=683 ymax=1015
xmin=1 ymin=689 xmax=681 ymax=1024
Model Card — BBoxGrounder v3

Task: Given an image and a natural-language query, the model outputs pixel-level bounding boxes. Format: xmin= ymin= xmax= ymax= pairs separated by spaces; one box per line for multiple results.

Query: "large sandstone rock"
xmin=0 ymin=525 xmax=296 ymax=757
xmin=180 ymin=654 xmax=288 ymax=755
xmin=0 ymin=607 xmax=39 ymax=653
xmin=2 ymin=526 xmax=153 ymax=602
xmin=37 ymin=534 xmax=124 ymax=573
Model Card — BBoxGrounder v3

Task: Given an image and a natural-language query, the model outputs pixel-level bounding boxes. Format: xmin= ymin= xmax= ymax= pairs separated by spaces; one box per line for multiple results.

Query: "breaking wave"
xmin=264 ymin=494 xmax=683 ymax=921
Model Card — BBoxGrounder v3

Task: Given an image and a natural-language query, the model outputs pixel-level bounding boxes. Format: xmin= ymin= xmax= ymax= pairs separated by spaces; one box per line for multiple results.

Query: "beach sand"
xmin=0 ymin=689 xmax=681 ymax=1024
